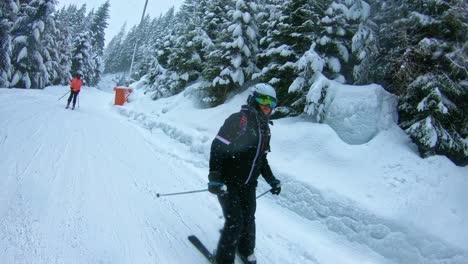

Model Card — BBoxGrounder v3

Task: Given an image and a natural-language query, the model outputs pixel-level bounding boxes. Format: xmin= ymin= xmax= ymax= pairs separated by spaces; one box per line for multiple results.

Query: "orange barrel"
xmin=113 ymin=87 xmax=133 ymax=105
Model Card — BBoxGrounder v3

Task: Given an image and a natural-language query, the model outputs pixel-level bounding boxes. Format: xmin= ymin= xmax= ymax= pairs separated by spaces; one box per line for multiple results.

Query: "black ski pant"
xmin=215 ymin=185 xmax=256 ymax=264
xmin=67 ymin=90 xmax=79 ymax=107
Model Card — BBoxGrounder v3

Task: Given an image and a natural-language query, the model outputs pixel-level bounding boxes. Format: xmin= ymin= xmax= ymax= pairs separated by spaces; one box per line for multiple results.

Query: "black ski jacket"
xmin=209 ymin=105 xmax=277 ymax=188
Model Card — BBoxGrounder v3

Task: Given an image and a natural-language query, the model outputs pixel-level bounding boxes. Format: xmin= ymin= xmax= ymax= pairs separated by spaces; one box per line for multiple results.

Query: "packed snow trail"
xmin=0 ymin=87 xmax=392 ymax=264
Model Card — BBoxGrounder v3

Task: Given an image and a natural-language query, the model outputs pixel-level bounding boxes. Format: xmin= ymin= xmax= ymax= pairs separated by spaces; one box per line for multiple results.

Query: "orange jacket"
xmin=70 ymin=78 xmax=83 ymax=92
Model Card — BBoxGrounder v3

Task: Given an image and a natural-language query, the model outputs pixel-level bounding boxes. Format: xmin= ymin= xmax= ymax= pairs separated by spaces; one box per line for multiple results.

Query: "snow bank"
xmin=308 ymin=74 xmax=398 ymax=144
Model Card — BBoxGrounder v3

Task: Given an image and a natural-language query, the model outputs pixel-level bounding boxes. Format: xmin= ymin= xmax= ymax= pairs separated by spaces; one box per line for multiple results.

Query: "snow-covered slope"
xmin=0 ymin=84 xmax=466 ymax=264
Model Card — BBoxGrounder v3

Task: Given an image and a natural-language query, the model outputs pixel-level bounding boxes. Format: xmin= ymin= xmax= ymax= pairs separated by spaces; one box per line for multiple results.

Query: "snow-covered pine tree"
xmin=42 ymin=8 xmax=60 ymax=85
xmin=130 ymin=15 xmax=153 ymax=80
xmin=229 ymin=0 xmax=260 ymax=81
xmin=87 ymin=1 xmax=109 ymax=86
xmin=118 ymin=24 xmax=139 ymax=76
xmin=395 ymin=0 xmax=468 ymax=166
xmin=89 ymin=0 xmax=109 ymax=57
xmin=156 ymin=15 xmax=178 ymax=70
xmin=400 ymin=74 xmax=467 ymax=165
xmin=256 ymin=0 xmax=282 ymax=65
xmin=290 ymin=44 xmax=325 ymax=120
xmin=66 ymin=4 xmax=88 ymax=42
xmin=166 ymin=0 xmax=207 ymax=93
xmin=256 ymin=0 xmax=316 ymax=114
xmin=202 ymin=0 xmax=259 ymax=106
xmin=145 ymin=16 xmax=163 ymax=57
xmin=192 ymin=0 xmax=214 ymax=61
xmin=103 ymin=23 xmax=126 ymax=73
xmin=9 ymin=0 xmax=56 ymax=88
xmin=149 ymin=9 xmax=175 ymax=56
xmin=53 ymin=7 xmax=73 ymax=84
xmin=90 ymin=56 xmax=103 ymax=86
xmin=142 ymin=6 xmax=176 ymax=90
xmin=201 ymin=0 xmax=232 ymax=42
xmin=200 ymin=0 xmax=233 ymax=100
xmin=313 ymin=0 xmax=372 ymax=83
xmin=0 ymin=0 xmax=19 ymax=88
xmin=145 ymin=8 xmax=181 ymax=99
xmin=0 ymin=18 xmax=10 ymax=88
xmin=350 ymin=0 xmax=378 ymax=84
xmin=71 ymin=31 xmax=93 ymax=85
xmin=298 ymin=0 xmax=375 ymax=120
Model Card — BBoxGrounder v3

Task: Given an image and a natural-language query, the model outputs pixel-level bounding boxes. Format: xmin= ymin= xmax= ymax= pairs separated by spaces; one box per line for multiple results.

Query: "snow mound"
xmin=308 ymin=74 xmax=398 ymax=144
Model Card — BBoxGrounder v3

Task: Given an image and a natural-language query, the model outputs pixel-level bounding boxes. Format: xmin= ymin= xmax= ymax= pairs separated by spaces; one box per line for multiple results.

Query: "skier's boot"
xmin=71 ymin=105 xmax=75 ymax=110
xmin=239 ymin=252 xmax=256 ymax=264
xmin=65 ymin=104 xmax=69 ymax=109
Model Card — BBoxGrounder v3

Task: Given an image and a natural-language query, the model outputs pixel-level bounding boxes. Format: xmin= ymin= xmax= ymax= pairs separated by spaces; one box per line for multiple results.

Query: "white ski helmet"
xmin=247 ymin=83 xmax=277 ymax=108
xmin=251 ymin=83 xmax=276 ymax=98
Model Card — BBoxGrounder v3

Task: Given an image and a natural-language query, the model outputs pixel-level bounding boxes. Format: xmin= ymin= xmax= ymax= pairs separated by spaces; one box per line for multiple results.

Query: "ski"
xmin=188 ymin=235 xmax=215 ymax=263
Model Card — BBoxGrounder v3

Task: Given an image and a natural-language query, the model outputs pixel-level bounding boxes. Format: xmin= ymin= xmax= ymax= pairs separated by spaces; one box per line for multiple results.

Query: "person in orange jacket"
xmin=66 ymin=72 xmax=83 ymax=110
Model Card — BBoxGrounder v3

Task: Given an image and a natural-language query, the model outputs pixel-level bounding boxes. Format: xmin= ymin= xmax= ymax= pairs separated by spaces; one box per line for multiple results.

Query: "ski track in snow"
xmin=117 ymin=107 xmax=468 ymax=264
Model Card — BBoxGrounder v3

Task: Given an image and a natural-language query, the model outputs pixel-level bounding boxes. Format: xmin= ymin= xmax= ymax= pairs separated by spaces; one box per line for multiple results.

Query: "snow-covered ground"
xmin=0 ymin=82 xmax=466 ymax=264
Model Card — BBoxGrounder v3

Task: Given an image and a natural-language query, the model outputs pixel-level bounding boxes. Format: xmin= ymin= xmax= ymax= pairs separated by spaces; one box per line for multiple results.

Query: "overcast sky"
xmin=56 ymin=0 xmax=184 ymax=46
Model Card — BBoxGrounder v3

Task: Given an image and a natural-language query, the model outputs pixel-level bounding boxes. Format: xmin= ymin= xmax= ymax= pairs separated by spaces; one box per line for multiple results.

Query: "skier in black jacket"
xmin=208 ymin=83 xmax=282 ymax=264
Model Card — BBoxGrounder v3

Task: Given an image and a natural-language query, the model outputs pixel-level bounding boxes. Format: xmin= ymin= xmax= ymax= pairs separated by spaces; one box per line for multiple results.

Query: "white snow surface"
xmin=0 ymin=80 xmax=467 ymax=264
xmin=307 ymin=74 xmax=398 ymax=144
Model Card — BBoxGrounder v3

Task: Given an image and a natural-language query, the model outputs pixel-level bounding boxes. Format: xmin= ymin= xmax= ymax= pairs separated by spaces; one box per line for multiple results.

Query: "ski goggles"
xmin=254 ymin=93 xmax=277 ymax=108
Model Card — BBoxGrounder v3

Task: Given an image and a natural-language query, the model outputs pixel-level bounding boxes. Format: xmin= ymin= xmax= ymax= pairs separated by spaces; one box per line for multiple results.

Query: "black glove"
xmin=208 ymin=182 xmax=227 ymax=195
xmin=269 ymin=179 xmax=281 ymax=195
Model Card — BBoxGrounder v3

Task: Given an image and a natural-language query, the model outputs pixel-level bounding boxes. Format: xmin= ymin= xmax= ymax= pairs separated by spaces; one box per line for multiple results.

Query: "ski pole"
xmin=58 ymin=91 xmax=70 ymax=100
xmin=256 ymin=188 xmax=272 ymax=199
xmin=156 ymin=189 xmax=209 ymax=198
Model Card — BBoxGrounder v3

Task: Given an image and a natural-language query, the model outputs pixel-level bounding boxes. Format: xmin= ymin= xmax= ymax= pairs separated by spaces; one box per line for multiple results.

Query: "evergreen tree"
xmin=42 ymin=10 xmax=60 ymax=85
xmin=257 ymin=0 xmax=316 ymax=113
xmin=152 ymin=8 xmax=177 ymax=69
xmin=394 ymin=0 xmax=468 ymax=165
xmin=71 ymin=31 xmax=92 ymax=85
xmin=54 ymin=7 xmax=72 ymax=84
xmin=118 ymin=24 xmax=139 ymax=75
xmin=104 ymin=23 xmax=126 ymax=73
xmin=10 ymin=0 xmax=57 ymax=88
xmin=315 ymin=0 xmax=372 ymax=83
xmin=129 ymin=14 xmax=153 ymax=80
xmin=203 ymin=0 xmax=264 ymax=106
xmin=89 ymin=0 xmax=110 ymax=57
xmin=199 ymin=0 xmax=233 ymax=99
xmin=201 ymin=0 xmax=232 ymax=41
xmin=145 ymin=8 xmax=180 ymax=98
xmin=86 ymin=1 xmax=109 ymax=86
xmin=0 ymin=0 xmax=19 ymax=87
xmin=66 ymin=4 xmax=88 ymax=41
xmin=256 ymin=0 xmax=282 ymax=61
xmin=351 ymin=1 xmax=378 ymax=84
xmin=165 ymin=0 xmax=217 ymax=94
